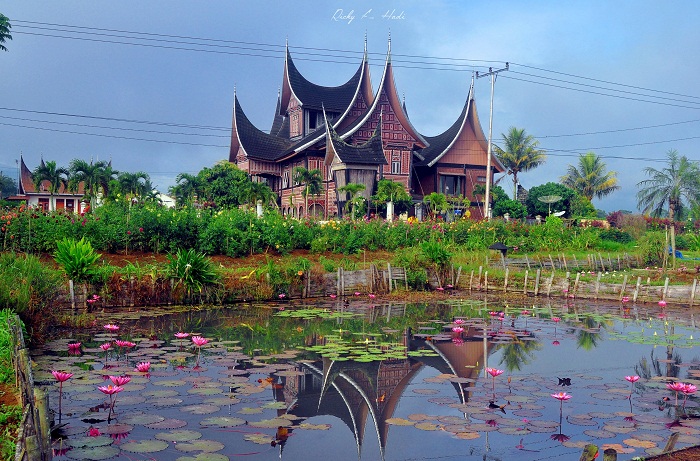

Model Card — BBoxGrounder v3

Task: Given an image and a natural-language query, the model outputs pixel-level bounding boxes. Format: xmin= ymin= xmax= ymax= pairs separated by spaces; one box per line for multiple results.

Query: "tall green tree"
xmin=170 ymin=172 xmax=202 ymax=207
xmin=32 ymin=160 xmax=69 ymax=211
xmin=293 ymin=167 xmax=323 ymax=218
xmin=0 ymin=14 xmax=11 ymax=52
xmin=68 ymin=159 xmax=111 ymax=211
xmin=372 ymin=179 xmax=412 ymax=217
xmin=117 ymin=171 xmax=150 ymax=203
xmin=423 ymin=192 xmax=448 ymax=219
xmin=197 ymin=161 xmax=249 ymax=208
xmin=636 ymin=149 xmax=700 ymax=220
xmin=560 ymin=152 xmax=619 ymax=201
xmin=243 ymin=181 xmax=277 ymax=209
xmin=494 ymin=127 xmax=546 ymax=199
xmin=0 ymin=172 xmax=17 ymax=199
xmin=337 ymin=182 xmax=366 ymax=220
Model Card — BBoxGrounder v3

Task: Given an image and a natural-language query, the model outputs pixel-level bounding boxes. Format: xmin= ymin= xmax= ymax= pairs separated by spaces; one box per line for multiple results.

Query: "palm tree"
xmin=423 ymin=192 xmax=448 ymax=219
xmin=636 ymin=150 xmax=700 ymax=220
xmin=494 ymin=127 xmax=546 ymax=199
xmin=32 ymin=160 xmax=69 ymax=211
xmin=243 ymin=181 xmax=277 ymax=209
xmin=373 ymin=179 xmax=410 ymax=221
xmin=337 ymin=182 xmax=366 ymax=220
xmin=68 ymin=159 xmax=110 ymax=211
xmin=293 ymin=167 xmax=322 ymax=218
xmin=170 ymin=173 xmax=202 ymax=207
xmin=118 ymin=171 xmax=150 ymax=203
xmin=0 ymin=172 xmax=16 ymax=199
xmin=560 ymin=152 xmax=619 ymax=201
xmin=0 ymin=14 xmax=11 ymax=52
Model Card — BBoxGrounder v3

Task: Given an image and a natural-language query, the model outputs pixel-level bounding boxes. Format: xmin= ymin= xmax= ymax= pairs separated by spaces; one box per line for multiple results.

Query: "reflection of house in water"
xmin=272 ymin=330 xmax=491 ymax=459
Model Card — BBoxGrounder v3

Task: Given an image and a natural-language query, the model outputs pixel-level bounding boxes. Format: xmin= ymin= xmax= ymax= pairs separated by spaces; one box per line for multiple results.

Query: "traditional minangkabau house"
xmin=229 ymin=38 xmax=503 ymax=219
xmin=11 ymin=156 xmax=87 ymax=213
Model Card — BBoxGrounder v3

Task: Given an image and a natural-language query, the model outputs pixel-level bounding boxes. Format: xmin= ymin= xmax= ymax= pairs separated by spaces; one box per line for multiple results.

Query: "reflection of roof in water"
xmin=273 ymin=334 xmax=489 ymax=459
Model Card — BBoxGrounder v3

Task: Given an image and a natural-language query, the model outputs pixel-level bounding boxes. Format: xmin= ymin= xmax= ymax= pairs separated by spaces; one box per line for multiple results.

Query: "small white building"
xmin=9 ymin=156 xmax=87 ymax=213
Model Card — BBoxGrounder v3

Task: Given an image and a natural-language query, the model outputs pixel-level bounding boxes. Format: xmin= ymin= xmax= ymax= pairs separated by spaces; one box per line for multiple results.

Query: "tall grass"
xmin=0 ymin=309 xmax=22 ymax=461
xmin=0 ymin=253 xmax=61 ymax=337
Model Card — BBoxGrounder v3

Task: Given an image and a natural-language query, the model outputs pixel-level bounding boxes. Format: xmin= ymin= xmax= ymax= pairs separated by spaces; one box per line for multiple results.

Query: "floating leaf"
xmin=297 ymin=423 xmax=331 ymax=430
xmin=66 ymin=445 xmax=119 ymax=460
xmin=175 ymin=439 xmax=225 ymax=453
xmin=144 ymin=418 xmax=188 ymax=429
xmin=155 ymin=430 xmax=203 ymax=442
xmin=200 ymin=416 xmax=246 ymax=427
xmin=121 ymin=439 xmax=169 ymax=453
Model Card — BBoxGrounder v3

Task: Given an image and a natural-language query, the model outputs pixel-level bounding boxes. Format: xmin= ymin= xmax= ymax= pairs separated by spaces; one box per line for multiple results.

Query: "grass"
xmin=0 ymin=309 xmax=21 ymax=461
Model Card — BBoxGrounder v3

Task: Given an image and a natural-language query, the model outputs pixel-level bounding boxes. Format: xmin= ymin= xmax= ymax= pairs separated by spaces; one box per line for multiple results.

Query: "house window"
xmin=440 ymin=175 xmax=463 ymax=196
xmin=38 ymin=198 xmax=49 ymax=212
xmin=391 ymin=160 xmax=401 ymax=174
xmin=282 ymin=171 xmax=289 ymax=189
xmin=477 ymin=175 xmax=486 ymax=183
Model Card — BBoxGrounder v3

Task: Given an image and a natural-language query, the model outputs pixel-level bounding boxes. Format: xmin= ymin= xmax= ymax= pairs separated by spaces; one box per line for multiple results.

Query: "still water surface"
xmin=37 ymin=297 xmax=700 ymax=460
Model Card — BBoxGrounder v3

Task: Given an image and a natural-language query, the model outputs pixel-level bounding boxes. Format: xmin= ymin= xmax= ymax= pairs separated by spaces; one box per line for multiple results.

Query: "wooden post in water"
xmin=387 ymin=264 xmax=393 ymax=293
xmin=69 ymin=279 xmax=75 ymax=310
xmin=469 ymin=270 xmax=474 ymax=291
xmin=572 ymin=253 xmax=578 ymax=270
xmin=603 ymin=448 xmax=617 ymax=461
xmin=663 ymin=277 xmax=669 ymax=301
xmin=565 ymin=271 xmax=570 ymax=295
xmin=455 ymin=266 xmax=462 ymax=287
xmin=633 ymin=277 xmax=641 ymax=303
xmin=662 ymin=432 xmax=679 ymax=453
xmin=691 ymin=279 xmax=697 ymax=307
xmin=523 ymin=270 xmax=529 ymax=295
xmin=478 ymin=266 xmax=483 ymax=289
xmin=504 ymin=268 xmax=509 ymax=292
xmin=35 ymin=387 xmax=51 ymax=459
xmin=549 ymin=254 xmax=555 ymax=270
xmin=573 ymin=272 xmax=581 ymax=297
xmin=617 ymin=255 xmax=621 ymax=270
xmin=619 ymin=275 xmax=628 ymax=301
xmin=525 ymin=254 xmax=531 ymax=270
xmin=337 ymin=267 xmax=341 ymax=296
xmin=598 ymin=253 xmax=606 ymax=272
xmin=534 ymin=269 xmax=541 ymax=296
xmin=546 ymin=271 xmax=555 ymax=297
xmin=484 ymin=272 xmax=488 ymax=292
xmin=579 ymin=444 xmax=599 ymax=461
xmin=562 ymin=253 xmax=568 ymax=271
xmin=595 ymin=272 xmax=602 ymax=300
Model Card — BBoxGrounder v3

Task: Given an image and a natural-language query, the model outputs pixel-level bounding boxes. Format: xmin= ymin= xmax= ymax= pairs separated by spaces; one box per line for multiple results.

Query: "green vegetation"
xmin=0 ymin=309 xmax=22 ymax=461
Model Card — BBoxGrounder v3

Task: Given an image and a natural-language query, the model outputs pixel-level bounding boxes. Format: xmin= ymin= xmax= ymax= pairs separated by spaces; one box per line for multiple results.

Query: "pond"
xmin=36 ymin=296 xmax=700 ymax=461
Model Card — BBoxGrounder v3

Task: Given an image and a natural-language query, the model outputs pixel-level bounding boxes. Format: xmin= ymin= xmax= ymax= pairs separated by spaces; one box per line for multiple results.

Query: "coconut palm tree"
xmin=293 ymin=167 xmax=322 ymax=218
xmin=494 ymin=127 xmax=546 ymax=199
xmin=423 ymin=192 xmax=448 ymax=219
xmin=0 ymin=14 xmax=11 ymax=52
xmin=560 ymin=152 xmax=619 ymax=201
xmin=170 ymin=172 xmax=202 ymax=207
xmin=337 ymin=182 xmax=366 ymax=220
xmin=32 ymin=160 xmax=69 ymax=211
xmin=68 ymin=159 xmax=111 ymax=211
xmin=373 ymin=179 xmax=411 ymax=221
xmin=636 ymin=149 xmax=700 ymax=220
xmin=118 ymin=171 xmax=150 ymax=203
xmin=243 ymin=181 xmax=277 ymax=209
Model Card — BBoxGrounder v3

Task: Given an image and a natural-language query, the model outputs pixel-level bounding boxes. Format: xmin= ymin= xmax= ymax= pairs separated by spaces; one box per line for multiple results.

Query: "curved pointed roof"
xmin=338 ymin=42 xmax=427 ymax=149
xmin=229 ymin=95 xmax=293 ymax=162
xmin=324 ymin=110 xmax=387 ymax=166
xmin=281 ymin=47 xmax=365 ymax=113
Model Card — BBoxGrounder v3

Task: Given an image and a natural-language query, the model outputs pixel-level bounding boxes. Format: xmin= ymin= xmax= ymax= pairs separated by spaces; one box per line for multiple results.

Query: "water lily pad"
xmin=175 ymin=439 xmax=225 ymax=453
xmin=386 ymin=418 xmax=414 ymax=426
xmin=145 ymin=418 xmax=188 ymax=429
xmin=452 ymin=432 xmax=480 ymax=440
xmin=584 ymin=429 xmax=616 ymax=438
xmin=243 ymin=432 xmax=274 ymax=445
xmin=415 ymin=422 xmax=440 ymax=431
xmin=143 ymin=389 xmax=179 ymax=398
xmin=248 ymin=418 xmax=292 ymax=428
xmin=624 ymin=438 xmax=657 ymax=448
xmin=182 ymin=404 xmax=220 ymax=414
xmin=155 ymin=430 xmax=203 ymax=442
xmin=121 ymin=439 xmax=169 ymax=453
xmin=66 ymin=445 xmax=119 ymax=460
xmin=297 ymin=423 xmax=331 ymax=430
xmin=238 ymin=406 xmax=263 ymax=415
xmin=66 ymin=435 xmax=113 ymax=448
xmin=100 ymin=423 xmax=133 ymax=434
xmin=175 ymin=453 xmax=231 ymax=461
xmin=200 ymin=416 xmax=246 ymax=427
xmin=120 ymin=413 xmax=165 ymax=425
xmin=498 ymin=427 xmax=530 ymax=435
xmin=412 ymin=388 xmax=439 ymax=395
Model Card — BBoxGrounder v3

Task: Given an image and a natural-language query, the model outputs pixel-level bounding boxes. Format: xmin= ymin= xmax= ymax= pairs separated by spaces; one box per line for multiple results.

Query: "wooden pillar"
xmin=534 ymin=269 xmax=541 ymax=296
xmin=662 ymin=277 xmax=669 ymax=301
xmin=503 ymin=268 xmax=509 ymax=292
xmin=633 ymin=276 xmax=641 ymax=303
xmin=619 ymin=275 xmax=628 ymax=301
xmin=573 ymin=272 xmax=580 ymax=297
xmin=594 ymin=272 xmax=602 ymax=300
xmin=691 ymin=279 xmax=697 ymax=307
xmin=484 ymin=272 xmax=488 ymax=292
xmin=387 ymin=263 xmax=393 ymax=293
xmin=523 ymin=270 xmax=529 ymax=295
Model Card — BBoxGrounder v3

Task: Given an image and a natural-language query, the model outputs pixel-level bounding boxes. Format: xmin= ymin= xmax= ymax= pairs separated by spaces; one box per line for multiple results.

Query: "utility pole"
xmin=476 ymin=63 xmax=508 ymax=221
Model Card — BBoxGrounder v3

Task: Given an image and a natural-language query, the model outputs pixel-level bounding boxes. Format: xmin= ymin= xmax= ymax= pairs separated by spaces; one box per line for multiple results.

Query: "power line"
xmin=0 ymin=122 xmax=229 ymax=148
xmin=537 ymin=119 xmax=700 ymax=138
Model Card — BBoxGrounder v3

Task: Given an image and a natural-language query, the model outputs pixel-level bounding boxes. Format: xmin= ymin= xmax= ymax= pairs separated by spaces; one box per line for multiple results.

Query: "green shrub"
xmin=167 ymin=248 xmax=220 ymax=301
xmin=54 ymin=237 xmax=102 ymax=283
xmin=599 ymin=228 xmax=633 ymax=244
xmin=638 ymin=231 xmax=666 ymax=266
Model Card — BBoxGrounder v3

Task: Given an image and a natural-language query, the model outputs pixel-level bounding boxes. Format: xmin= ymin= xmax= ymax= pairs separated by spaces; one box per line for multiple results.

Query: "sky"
xmin=1 ymin=1 xmax=699 ymax=213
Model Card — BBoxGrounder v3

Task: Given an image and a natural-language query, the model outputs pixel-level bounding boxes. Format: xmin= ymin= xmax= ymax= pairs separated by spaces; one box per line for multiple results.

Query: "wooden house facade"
xmin=11 ymin=156 xmax=87 ymax=213
xmin=229 ymin=39 xmax=503 ymax=219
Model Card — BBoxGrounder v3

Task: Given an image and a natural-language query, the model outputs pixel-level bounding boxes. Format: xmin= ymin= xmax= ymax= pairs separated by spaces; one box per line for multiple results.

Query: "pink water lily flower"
xmin=552 ymin=317 xmax=561 ymax=323
xmin=174 ymin=332 xmax=190 ymax=339
xmin=114 ymin=340 xmax=136 ymax=349
xmin=666 ymin=381 xmax=685 ymax=405
xmin=625 ymin=376 xmax=640 ymax=383
xmin=551 ymin=392 xmax=572 ymax=401
xmin=98 ymin=384 xmax=124 ymax=395
xmin=191 ymin=336 xmax=209 ymax=347
xmin=99 ymin=343 xmax=111 ymax=351
xmin=109 ymin=375 xmax=131 ymax=386
xmin=682 ymin=383 xmax=697 ymax=395
xmin=454 ymin=319 xmax=465 ymax=325
xmin=67 ymin=342 xmax=81 ymax=350
xmin=659 ymin=300 xmax=667 ymax=307
xmin=452 ymin=326 xmax=464 ymax=334
xmin=135 ymin=362 xmax=151 ymax=373
xmin=52 ymin=370 xmax=73 ymax=383
xmin=104 ymin=324 xmax=120 ymax=332
xmin=486 ymin=368 xmax=504 ymax=377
